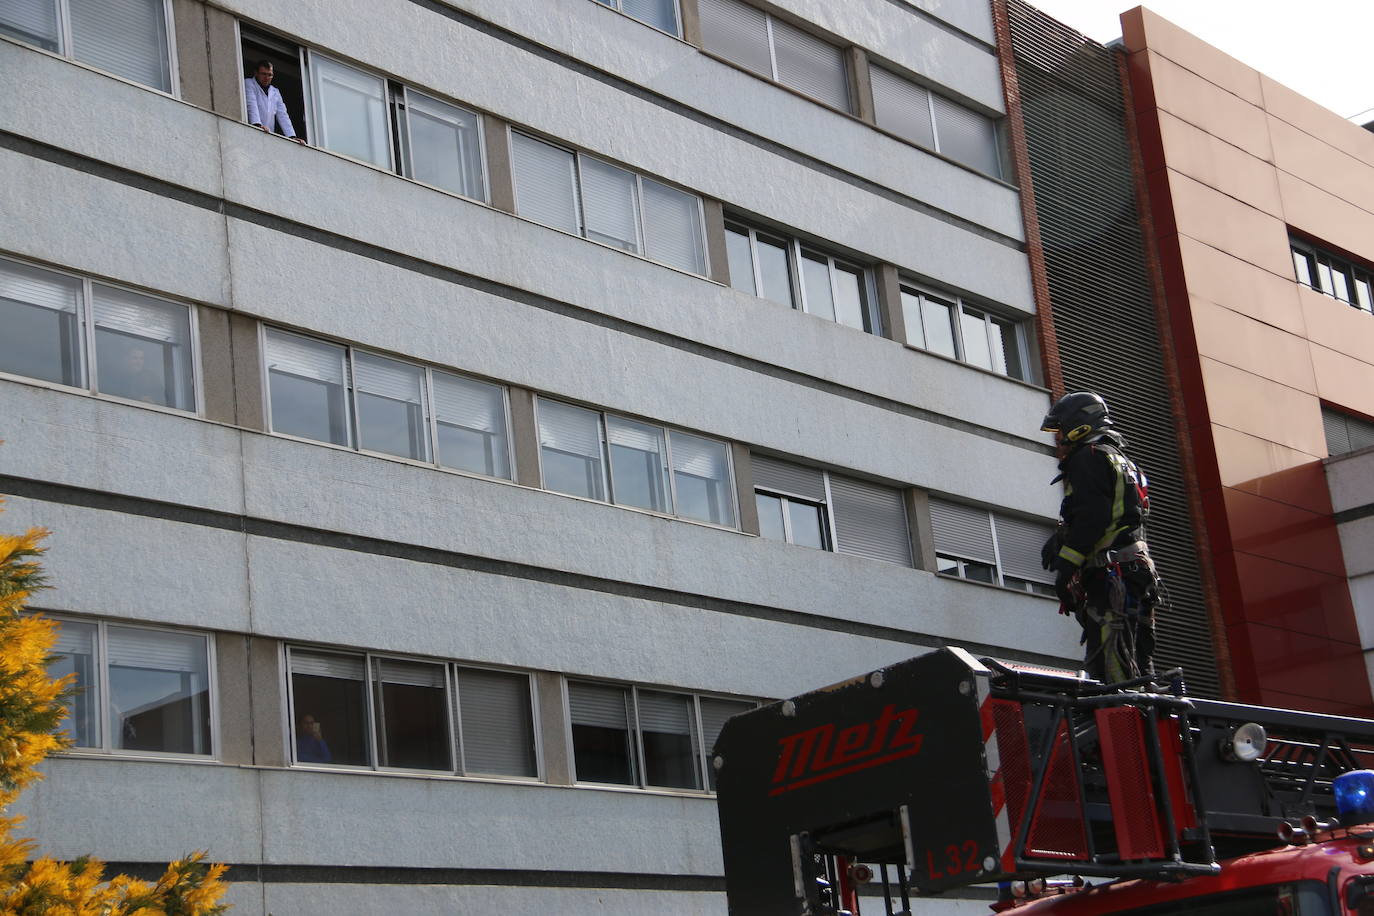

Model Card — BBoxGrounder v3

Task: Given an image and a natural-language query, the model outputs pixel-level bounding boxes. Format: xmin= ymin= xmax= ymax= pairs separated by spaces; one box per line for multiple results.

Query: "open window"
xmin=239 ymin=24 xmax=308 ymax=142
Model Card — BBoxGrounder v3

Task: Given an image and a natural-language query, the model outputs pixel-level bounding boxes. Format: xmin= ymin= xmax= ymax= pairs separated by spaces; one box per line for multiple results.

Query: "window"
xmin=697 ymin=0 xmax=850 ymax=112
xmin=567 ymin=679 xmax=754 ymax=791
xmin=1292 ymin=238 xmax=1374 ymax=314
xmin=263 ymin=328 xmax=513 ymax=479
xmin=871 ymin=65 xmax=1002 ymax=178
xmin=724 ymin=221 xmax=878 ymax=333
xmin=47 ymin=618 xmax=214 ymax=756
xmin=0 ymin=256 xmax=197 ymax=412
xmin=398 ymin=89 xmax=486 ymax=200
xmin=287 ymin=647 xmax=538 ymax=778
xmin=752 ymin=455 xmax=911 ymax=566
xmin=592 ymin=0 xmax=681 ymax=36
xmin=1322 ymin=405 xmax=1374 ymax=457
xmin=511 ymin=133 xmax=707 ymax=274
xmin=309 ymin=53 xmax=392 ymax=168
xmin=928 ymin=498 xmax=1055 ymax=596
xmin=899 ymin=282 xmax=1029 ymax=380
xmin=2 ymin=0 xmax=174 ymax=92
xmin=537 ymin=398 xmax=737 ymax=526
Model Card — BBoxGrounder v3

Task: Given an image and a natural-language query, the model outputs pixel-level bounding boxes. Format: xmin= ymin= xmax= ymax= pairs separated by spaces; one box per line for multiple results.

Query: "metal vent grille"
xmin=1007 ymin=0 xmax=1220 ymax=697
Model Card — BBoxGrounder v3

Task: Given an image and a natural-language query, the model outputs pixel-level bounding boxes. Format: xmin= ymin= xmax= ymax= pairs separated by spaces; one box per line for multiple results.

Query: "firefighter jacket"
xmin=1054 ymin=431 xmax=1146 ymax=570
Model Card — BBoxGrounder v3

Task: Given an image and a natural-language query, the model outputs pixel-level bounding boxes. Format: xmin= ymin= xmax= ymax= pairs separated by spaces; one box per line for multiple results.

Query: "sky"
xmin=1021 ymin=0 xmax=1374 ymax=122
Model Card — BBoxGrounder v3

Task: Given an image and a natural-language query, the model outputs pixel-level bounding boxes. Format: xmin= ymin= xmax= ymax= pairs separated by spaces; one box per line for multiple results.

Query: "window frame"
xmin=260 ymin=326 xmax=516 ymax=482
xmin=591 ymin=0 xmax=683 ymax=38
xmin=395 ymin=85 xmax=490 ymax=204
xmin=304 ymin=50 xmax=396 ymax=171
xmin=285 ymin=644 xmax=543 ymax=781
xmin=510 ymin=130 xmax=710 ymax=276
xmin=534 ymin=397 xmax=740 ymax=528
xmin=754 ymin=487 xmax=833 ymax=552
xmin=1291 ymin=237 xmax=1374 ymax=315
xmin=2 ymin=0 xmax=180 ymax=96
xmin=724 ymin=221 xmax=880 ymax=334
xmin=47 ymin=614 xmax=218 ymax=760
xmin=870 ymin=62 xmax=1003 ymax=179
xmin=565 ymin=677 xmax=756 ymax=793
xmin=0 ymin=255 xmax=202 ymax=414
xmin=899 ymin=279 xmax=1031 ymax=381
xmin=930 ymin=504 xmax=1056 ymax=597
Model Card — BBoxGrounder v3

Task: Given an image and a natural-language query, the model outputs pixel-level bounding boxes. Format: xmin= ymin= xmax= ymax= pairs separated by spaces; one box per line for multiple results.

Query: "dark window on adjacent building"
xmin=1292 ymin=238 xmax=1374 ymax=314
xmin=929 ymin=498 xmax=1055 ymax=596
xmin=1322 ymin=405 xmax=1374 ymax=457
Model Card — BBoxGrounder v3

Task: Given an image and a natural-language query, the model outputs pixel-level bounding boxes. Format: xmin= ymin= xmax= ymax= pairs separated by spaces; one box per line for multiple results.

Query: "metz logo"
xmin=769 ymin=704 xmax=924 ymax=796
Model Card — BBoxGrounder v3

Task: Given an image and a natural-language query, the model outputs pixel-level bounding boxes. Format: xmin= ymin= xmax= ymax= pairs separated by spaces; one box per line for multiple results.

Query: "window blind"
xmin=771 ymin=18 xmax=848 ymax=111
xmin=52 ymin=620 xmax=97 ymax=657
xmin=538 ymin=400 xmax=603 ymax=459
xmin=568 ymin=682 xmax=631 ymax=729
xmin=352 ymin=352 xmax=424 ymax=405
xmin=932 ymin=94 xmax=1000 ymax=177
xmin=512 ymin=133 xmax=582 ymax=236
xmin=929 ymin=498 xmax=995 ymax=564
xmin=752 ymin=455 xmax=825 ymax=502
xmin=376 ymin=658 xmax=446 ymax=689
xmin=106 ymin=626 xmax=205 ymax=672
xmin=265 ymin=329 xmax=347 ymax=385
xmin=871 ymin=66 xmax=935 ymax=149
xmin=457 ymin=668 xmax=536 ymax=777
xmin=622 ymin=0 xmax=678 ymax=34
xmin=1325 ymin=407 xmax=1374 ymax=456
xmin=607 ymin=416 xmax=664 ymax=455
xmin=829 ymin=475 xmax=911 ymax=567
xmin=91 ymin=285 xmax=187 ymax=343
xmin=697 ymin=0 xmax=771 ymax=77
xmin=69 ymin=0 xmax=171 ymax=92
xmin=291 ymin=650 xmax=366 ymax=681
xmin=995 ymin=514 xmax=1055 ymax=584
xmin=580 ymin=158 xmax=640 ymax=253
xmin=0 ymin=260 xmax=80 ymax=313
xmin=433 ymin=372 xmax=503 ymax=433
xmin=669 ymin=432 xmax=729 ymax=481
xmin=637 ymin=690 xmax=693 ymax=735
xmin=641 ymin=179 xmax=705 ymax=274
xmin=0 ymin=0 xmax=59 ymax=49
xmin=700 ymin=697 xmax=752 ymax=754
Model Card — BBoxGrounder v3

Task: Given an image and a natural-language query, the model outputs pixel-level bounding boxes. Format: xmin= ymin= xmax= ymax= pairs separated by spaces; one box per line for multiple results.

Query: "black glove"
xmin=1041 ymin=531 xmax=1063 ymax=571
xmin=1053 ymin=562 xmax=1078 ymax=614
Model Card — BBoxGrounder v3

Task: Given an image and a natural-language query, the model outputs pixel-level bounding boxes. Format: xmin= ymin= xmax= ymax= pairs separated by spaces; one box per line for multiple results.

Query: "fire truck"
xmin=713 ymin=647 xmax=1374 ymax=915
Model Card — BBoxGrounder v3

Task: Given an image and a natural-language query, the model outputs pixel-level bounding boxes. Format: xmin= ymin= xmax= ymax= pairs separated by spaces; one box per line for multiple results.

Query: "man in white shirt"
xmin=244 ymin=60 xmax=304 ymax=143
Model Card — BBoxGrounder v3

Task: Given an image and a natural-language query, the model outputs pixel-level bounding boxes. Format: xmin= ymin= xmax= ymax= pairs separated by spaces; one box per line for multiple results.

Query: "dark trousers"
xmin=1078 ymin=564 xmax=1157 ymax=683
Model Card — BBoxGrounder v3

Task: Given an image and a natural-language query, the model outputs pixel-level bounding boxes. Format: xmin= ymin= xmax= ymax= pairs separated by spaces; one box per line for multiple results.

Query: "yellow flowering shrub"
xmin=0 ymin=498 xmax=229 ymax=915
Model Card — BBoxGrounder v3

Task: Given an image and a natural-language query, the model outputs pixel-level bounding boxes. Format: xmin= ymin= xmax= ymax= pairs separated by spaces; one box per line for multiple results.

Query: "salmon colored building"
xmin=1121 ymin=8 xmax=1374 ymax=715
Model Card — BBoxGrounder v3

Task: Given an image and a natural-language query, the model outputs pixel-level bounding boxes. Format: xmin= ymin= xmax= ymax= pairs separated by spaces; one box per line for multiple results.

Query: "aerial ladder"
xmin=713 ymin=648 xmax=1374 ymax=914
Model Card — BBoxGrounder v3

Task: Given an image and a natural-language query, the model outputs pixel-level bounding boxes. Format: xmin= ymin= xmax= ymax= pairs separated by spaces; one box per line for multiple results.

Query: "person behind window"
xmin=244 ymin=60 xmax=304 ymax=144
xmin=118 ymin=345 xmax=164 ymax=405
xmin=296 ymin=713 xmax=332 ymax=763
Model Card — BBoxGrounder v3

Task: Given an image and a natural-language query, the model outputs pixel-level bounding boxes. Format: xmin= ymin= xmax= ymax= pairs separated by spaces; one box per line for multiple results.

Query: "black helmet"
xmin=1041 ymin=391 xmax=1112 ymax=443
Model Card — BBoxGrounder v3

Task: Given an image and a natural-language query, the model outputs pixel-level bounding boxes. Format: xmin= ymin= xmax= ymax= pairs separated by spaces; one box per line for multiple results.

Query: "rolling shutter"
xmin=928 ymin=498 xmax=995 ymax=563
xmin=568 ymin=681 xmax=631 ymax=729
xmin=995 ymin=515 xmax=1055 ymax=585
xmin=580 ymin=157 xmax=640 ymax=253
xmin=751 ymin=455 xmax=825 ymax=501
xmin=697 ymin=0 xmax=771 ymax=77
xmin=106 ymin=626 xmax=205 ymax=673
xmin=69 ymin=0 xmax=171 ymax=92
xmin=830 ymin=475 xmax=911 ymax=567
xmin=871 ymin=66 xmax=934 ymax=149
xmin=642 ymin=179 xmax=706 ymax=274
xmin=511 ymin=133 xmax=582 ymax=236
xmin=771 ymin=18 xmax=849 ymax=111
xmin=433 ymin=372 xmax=504 ymax=433
xmin=265 ymin=329 xmax=347 ymax=384
xmin=457 ymin=668 xmax=536 ymax=777
xmin=0 ymin=0 xmax=59 ymax=49
xmin=291 ymin=650 xmax=366 ymax=681
xmin=932 ymin=94 xmax=1001 ymax=177
xmin=0 ymin=259 xmax=80 ymax=314
xmin=537 ymin=399 xmax=603 ymax=459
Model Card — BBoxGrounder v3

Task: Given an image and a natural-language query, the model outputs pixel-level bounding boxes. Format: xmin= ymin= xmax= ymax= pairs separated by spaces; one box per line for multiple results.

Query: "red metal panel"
xmin=1098 ymin=707 xmax=1166 ymax=859
xmin=1157 ymin=714 xmax=1197 ymax=833
xmin=1026 ymin=718 xmax=1090 ymax=860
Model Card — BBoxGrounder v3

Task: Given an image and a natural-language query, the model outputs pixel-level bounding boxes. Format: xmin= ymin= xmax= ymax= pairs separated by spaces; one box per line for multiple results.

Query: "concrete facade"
xmin=0 ymin=0 xmax=1071 ymax=911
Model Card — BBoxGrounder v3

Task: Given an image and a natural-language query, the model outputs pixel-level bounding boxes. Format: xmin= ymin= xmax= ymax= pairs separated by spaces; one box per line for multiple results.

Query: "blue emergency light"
xmin=1334 ymin=770 xmax=1374 ymax=825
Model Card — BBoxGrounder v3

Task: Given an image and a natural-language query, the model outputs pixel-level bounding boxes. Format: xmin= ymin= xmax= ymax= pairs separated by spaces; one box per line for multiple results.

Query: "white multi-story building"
xmin=0 ymin=0 xmax=1071 ymax=911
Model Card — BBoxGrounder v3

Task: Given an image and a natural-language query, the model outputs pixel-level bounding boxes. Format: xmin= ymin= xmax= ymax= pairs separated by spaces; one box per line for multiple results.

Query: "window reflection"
xmin=107 ymin=626 xmax=210 ymax=755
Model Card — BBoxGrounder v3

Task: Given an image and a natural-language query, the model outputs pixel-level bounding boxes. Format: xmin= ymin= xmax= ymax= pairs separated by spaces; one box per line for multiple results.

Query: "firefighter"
xmin=1039 ymin=392 xmax=1161 ymax=683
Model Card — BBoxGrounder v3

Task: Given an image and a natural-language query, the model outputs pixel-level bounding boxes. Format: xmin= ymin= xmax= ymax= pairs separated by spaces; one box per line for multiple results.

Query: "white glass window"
xmin=921 ymin=293 xmax=958 ymax=359
xmin=698 ymin=0 xmax=850 ymax=112
xmin=401 ymin=89 xmax=486 ymax=201
xmin=310 ymin=54 xmax=392 ymax=168
xmin=580 ymin=157 xmax=641 ymax=253
xmin=607 ymin=415 xmax=671 ymax=513
xmin=3 ymin=0 xmax=173 ymax=92
xmin=91 ymin=284 xmax=195 ymax=410
xmin=960 ymin=306 xmax=994 ymax=371
xmin=353 ymin=352 xmax=430 ymax=462
xmin=512 ymin=133 xmax=582 ymax=236
xmin=0 ymin=258 xmax=85 ymax=389
xmin=642 ymin=179 xmax=706 ymax=274
xmin=538 ymin=399 xmax=607 ymax=501
xmin=46 ymin=618 xmax=214 ymax=757
xmin=433 ymin=371 xmax=511 ymax=479
xmin=0 ymin=257 xmax=199 ymax=411
xmin=670 ymin=431 xmax=735 ymax=527
xmin=265 ymin=328 xmax=353 ymax=447
xmin=800 ymin=253 xmax=836 ymax=322
xmin=726 ymin=223 xmax=874 ymax=332
xmin=289 ymin=648 xmax=539 ymax=778
xmin=595 ymin=0 xmax=681 ymax=36
xmin=900 ymin=283 xmax=1028 ymax=380
xmin=724 ymin=225 xmax=757 ymax=296
xmin=871 ymin=65 xmax=935 ymax=149
xmin=569 ymin=679 xmax=755 ymax=792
